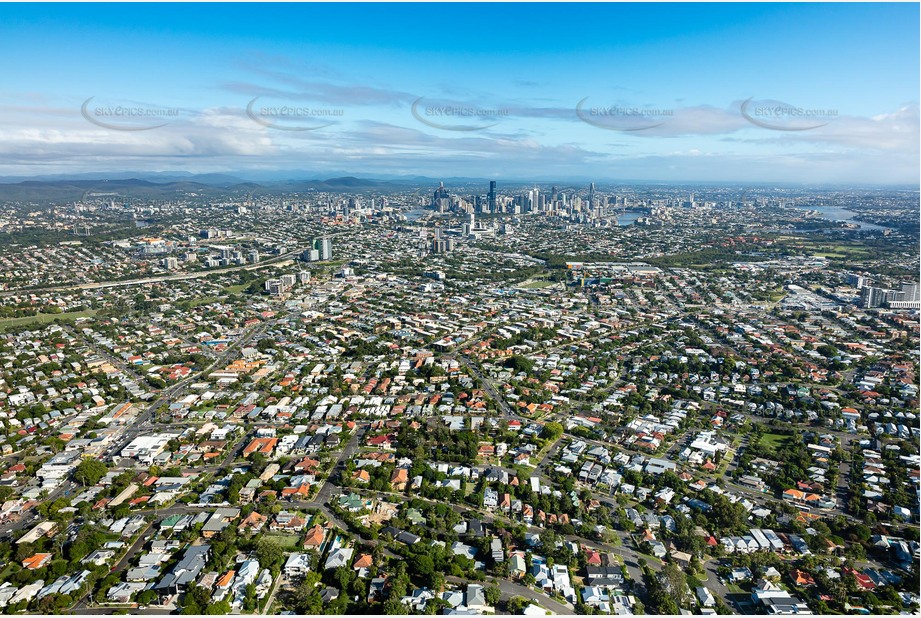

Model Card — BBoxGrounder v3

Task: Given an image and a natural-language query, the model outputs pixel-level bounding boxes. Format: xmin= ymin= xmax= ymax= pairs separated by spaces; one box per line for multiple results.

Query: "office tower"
xmin=432 ymin=181 xmax=451 ymax=212
xmin=313 ymin=237 xmax=332 ymax=261
xmin=464 ymin=212 xmax=475 ymax=236
xmin=488 ymin=181 xmax=497 ymax=212
xmin=589 ymin=182 xmax=596 ymax=207
xmin=528 ymin=187 xmax=539 ymax=212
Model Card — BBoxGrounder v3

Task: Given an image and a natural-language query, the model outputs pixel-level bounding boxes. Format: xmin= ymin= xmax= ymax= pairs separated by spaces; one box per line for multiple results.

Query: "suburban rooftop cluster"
xmin=0 ymin=181 xmax=917 ymax=616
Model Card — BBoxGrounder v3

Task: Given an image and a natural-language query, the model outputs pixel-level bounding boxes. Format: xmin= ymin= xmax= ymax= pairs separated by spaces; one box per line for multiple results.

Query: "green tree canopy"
xmin=74 ymin=459 xmax=108 ymax=487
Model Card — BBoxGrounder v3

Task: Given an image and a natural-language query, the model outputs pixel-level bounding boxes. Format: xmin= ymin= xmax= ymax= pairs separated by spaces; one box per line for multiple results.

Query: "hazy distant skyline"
xmin=1 ymin=3 xmax=918 ymax=184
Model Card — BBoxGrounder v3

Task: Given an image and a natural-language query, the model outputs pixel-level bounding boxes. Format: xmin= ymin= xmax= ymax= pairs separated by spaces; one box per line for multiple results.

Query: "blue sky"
xmin=0 ymin=3 xmax=918 ymax=184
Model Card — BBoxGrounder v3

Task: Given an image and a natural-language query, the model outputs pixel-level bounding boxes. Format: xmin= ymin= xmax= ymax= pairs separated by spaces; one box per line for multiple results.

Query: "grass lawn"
xmin=758 ymin=432 xmax=791 ymax=453
xmin=0 ymin=308 xmax=97 ymax=331
xmin=518 ymin=280 xmax=555 ymax=289
xmin=687 ymin=574 xmax=705 ymax=590
xmin=633 ymin=549 xmax=664 ymax=566
xmin=0 ymin=563 xmax=15 ymax=583
xmin=223 ymin=283 xmax=249 ymax=294
xmin=184 ymin=295 xmax=223 ymax=308
xmin=264 ymin=533 xmax=302 ymax=549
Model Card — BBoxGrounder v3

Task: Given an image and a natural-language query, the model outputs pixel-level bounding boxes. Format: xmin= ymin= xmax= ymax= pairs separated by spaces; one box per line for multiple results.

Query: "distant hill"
xmin=0 ymin=178 xmax=239 ymax=202
xmin=0 ymin=175 xmax=408 ymax=202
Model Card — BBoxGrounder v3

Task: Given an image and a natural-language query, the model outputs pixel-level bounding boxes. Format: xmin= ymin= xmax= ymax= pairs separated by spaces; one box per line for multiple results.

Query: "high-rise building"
xmin=430 ymin=227 xmax=456 ymax=254
xmin=861 ymin=286 xmax=894 ymax=308
xmin=313 ymin=237 xmax=332 ymax=261
xmin=488 ymin=181 xmax=497 ymax=212
xmin=264 ymin=279 xmax=286 ymax=295
xmin=432 ymin=182 xmax=451 ymax=212
xmin=529 ymin=187 xmax=539 ymax=212
xmin=463 ymin=212 xmax=475 ymax=236
xmin=846 ymin=274 xmax=867 ymax=288
xmin=863 ymin=281 xmax=921 ymax=308
xmin=900 ymin=282 xmax=920 ymax=302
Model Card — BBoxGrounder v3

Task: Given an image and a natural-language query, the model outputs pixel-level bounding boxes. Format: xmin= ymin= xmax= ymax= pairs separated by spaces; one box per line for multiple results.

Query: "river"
xmin=799 ymin=205 xmax=889 ymax=231
xmin=617 ymin=212 xmax=644 ymax=226
xmin=405 ymin=208 xmax=430 ymax=222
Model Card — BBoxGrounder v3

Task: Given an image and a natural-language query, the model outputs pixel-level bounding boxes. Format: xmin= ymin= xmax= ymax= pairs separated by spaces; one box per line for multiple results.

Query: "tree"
xmin=484 ymin=585 xmax=501 ymax=606
xmin=507 ymin=596 xmax=528 ymax=614
xmin=256 ymin=537 xmax=284 ymax=570
xmin=74 ymin=459 xmax=108 ymax=487
xmin=658 ymin=563 xmax=692 ymax=608
xmin=205 ymin=600 xmax=232 ymax=614
xmin=383 ymin=599 xmax=405 ymax=614
xmin=243 ymin=583 xmax=258 ymax=612
xmin=182 ymin=584 xmax=211 ymax=614
xmin=411 ymin=553 xmax=435 ymax=579
xmin=505 ymin=355 xmax=534 ymax=375
xmin=541 ymin=422 xmax=564 ymax=441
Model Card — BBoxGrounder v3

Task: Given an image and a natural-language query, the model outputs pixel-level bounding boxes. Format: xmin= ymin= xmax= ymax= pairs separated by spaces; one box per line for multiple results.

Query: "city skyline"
xmin=0 ymin=3 xmax=918 ymax=184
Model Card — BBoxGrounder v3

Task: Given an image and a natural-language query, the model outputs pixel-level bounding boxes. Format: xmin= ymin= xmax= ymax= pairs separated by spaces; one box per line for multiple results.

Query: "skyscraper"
xmin=313 ymin=237 xmax=332 ymax=261
xmin=488 ymin=181 xmax=497 ymax=213
xmin=464 ymin=212 xmax=475 ymax=236
xmin=432 ymin=181 xmax=451 ymax=212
